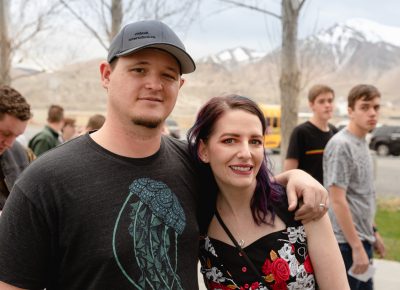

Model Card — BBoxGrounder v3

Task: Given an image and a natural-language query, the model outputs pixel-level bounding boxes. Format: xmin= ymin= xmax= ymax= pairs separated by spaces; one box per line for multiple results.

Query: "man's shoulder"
xmin=163 ymin=136 xmax=188 ymax=152
xmin=29 ymin=128 xmax=54 ymax=142
xmin=325 ymin=130 xmax=352 ymax=154
xmin=294 ymin=121 xmax=310 ymax=130
xmin=29 ymin=136 xmax=86 ymax=165
xmin=9 ymin=140 xmax=27 ymax=155
xmin=289 ymin=122 xmax=308 ymax=138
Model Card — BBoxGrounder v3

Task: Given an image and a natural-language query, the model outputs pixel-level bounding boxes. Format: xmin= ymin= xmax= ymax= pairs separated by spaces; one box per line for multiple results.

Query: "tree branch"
xmin=59 ymin=0 xmax=108 ymax=50
xmin=219 ymin=0 xmax=281 ymax=19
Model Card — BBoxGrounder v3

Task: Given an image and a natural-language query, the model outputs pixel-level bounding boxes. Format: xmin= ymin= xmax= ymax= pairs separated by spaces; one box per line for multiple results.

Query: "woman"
xmin=188 ymin=95 xmax=348 ymax=290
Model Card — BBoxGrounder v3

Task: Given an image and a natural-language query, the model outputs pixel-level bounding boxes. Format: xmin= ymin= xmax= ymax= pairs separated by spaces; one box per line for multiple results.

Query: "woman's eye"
xmin=223 ymin=138 xmax=234 ymax=144
xmin=250 ymin=139 xmax=262 ymax=145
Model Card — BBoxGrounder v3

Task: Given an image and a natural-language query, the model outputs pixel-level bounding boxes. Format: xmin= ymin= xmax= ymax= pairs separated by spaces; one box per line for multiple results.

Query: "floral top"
xmin=199 ymin=202 xmax=318 ymax=290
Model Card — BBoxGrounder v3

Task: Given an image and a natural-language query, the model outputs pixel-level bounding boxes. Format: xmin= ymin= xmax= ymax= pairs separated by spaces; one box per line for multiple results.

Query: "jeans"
xmin=339 ymin=241 xmax=373 ymax=290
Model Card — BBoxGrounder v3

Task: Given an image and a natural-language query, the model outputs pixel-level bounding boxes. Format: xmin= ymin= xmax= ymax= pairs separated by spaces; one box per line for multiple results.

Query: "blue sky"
xmin=183 ymin=0 xmax=400 ymax=59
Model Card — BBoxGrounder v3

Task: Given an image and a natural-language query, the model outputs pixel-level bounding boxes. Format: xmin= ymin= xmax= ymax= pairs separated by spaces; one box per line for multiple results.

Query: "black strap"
xmin=215 ymin=210 xmax=265 ymax=283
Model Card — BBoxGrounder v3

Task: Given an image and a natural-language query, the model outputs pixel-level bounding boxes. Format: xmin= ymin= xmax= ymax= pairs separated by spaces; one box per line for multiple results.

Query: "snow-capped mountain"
xmin=189 ymin=18 xmax=400 ymax=106
xmin=199 ymin=18 xmax=400 ymax=75
xmin=301 ymin=18 xmax=400 ymax=73
xmin=198 ymin=46 xmax=266 ymax=68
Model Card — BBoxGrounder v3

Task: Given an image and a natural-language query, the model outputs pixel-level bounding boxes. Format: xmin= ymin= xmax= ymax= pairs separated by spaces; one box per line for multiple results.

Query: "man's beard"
xmin=132 ymin=117 xmax=162 ymax=129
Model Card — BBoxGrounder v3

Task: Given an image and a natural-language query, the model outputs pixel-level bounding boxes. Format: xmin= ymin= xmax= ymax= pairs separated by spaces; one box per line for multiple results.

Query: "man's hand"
xmin=374 ymin=232 xmax=386 ymax=258
xmin=274 ymin=169 xmax=328 ymax=223
xmin=351 ymin=245 xmax=370 ymax=274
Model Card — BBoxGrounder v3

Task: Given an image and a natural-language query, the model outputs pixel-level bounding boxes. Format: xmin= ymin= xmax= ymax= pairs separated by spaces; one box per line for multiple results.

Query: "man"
xmin=0 ymin=86 xmax=32 ymax=213
xmin=324 ymin=84 xmax=385 ymax=289
xmin=61 ymin=117 xmax=77 ymax=142
xmin=28 ymin=104 xmax=64 ymax=156
xmin=0 ymin=20 xmax=327 ymax=290
xmin=85 ymin=113 xmax=105 ymax=132
xmin=284 ymin=84 xmax=337 ymax=184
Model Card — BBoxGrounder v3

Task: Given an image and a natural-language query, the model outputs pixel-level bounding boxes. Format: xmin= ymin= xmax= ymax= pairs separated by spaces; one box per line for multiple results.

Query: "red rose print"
xmin=250 ymin=282 xmax=260 ymax=289
xmin=272 ymin=280 xmax=287 ymax=290
xmin=271 ymin=258 xmax=290 ymax=282
xmin=209 ymin=281 xmax=231 ymax=290
xmin=262 ymin=259 xmax=273 ymax=275
xmin=304 ymin=255 xmax=314 ymax=274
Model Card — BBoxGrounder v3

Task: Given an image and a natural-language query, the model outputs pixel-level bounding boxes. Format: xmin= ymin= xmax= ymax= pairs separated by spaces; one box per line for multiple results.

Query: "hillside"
xmin=11 ymin=18 xmax=400 ymax=127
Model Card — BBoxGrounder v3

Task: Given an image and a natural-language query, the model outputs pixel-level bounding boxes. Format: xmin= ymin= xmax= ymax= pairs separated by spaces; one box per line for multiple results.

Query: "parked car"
xmin=369 ymin=125 xmax=400 ymax=156
xmin=165 ymin=118 xmax=181 ymax=139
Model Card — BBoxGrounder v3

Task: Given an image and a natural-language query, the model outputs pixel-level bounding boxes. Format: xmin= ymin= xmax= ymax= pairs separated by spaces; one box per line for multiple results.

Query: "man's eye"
xmin=131 ymin=68 xmax=145 ymax=73
xmin=163 ymin=73 xmax=178 ymax=81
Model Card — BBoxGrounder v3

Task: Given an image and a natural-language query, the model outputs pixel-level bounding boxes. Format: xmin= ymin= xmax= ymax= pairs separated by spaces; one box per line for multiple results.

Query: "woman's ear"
xmin=198 ymin=140 xmax=209 ymax=163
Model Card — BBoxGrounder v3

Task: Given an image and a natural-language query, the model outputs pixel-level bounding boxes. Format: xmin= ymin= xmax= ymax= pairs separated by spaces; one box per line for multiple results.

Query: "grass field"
xmin=375 ymin=198 xmax=400 ymax=261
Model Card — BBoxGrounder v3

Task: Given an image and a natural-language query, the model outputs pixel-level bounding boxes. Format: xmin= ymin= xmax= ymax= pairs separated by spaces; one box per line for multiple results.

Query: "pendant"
xmin=238 ymin=239 xmax=245 ymax=247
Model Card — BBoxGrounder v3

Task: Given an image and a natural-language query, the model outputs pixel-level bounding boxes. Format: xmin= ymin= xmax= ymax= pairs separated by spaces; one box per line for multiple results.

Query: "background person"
xmin=324 ymin=84 xmax=385 ymax=289
xmin=284 ymin=84 xmax=337 ymax=184
xmin=28 ymin=104 xmax=64 ymax=156
xmin=188 ymin=95 xmax=348 ymax=290
xmin=61 ymin=117 xmax=78 ymax=142
xmin=85 ymin=113 xmax=105 ymax=133
xmin=0 ymin=86 xmax=32 ymax=213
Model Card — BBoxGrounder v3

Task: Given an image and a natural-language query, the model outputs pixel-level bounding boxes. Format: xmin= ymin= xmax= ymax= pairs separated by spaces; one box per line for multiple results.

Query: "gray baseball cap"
xmin=107 ymin=20 xmax=196 ymax=74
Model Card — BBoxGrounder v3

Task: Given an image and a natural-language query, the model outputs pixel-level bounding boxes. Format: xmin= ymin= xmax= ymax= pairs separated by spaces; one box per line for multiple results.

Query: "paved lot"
xmin=267 ymin=153 xmax=400 ymax=197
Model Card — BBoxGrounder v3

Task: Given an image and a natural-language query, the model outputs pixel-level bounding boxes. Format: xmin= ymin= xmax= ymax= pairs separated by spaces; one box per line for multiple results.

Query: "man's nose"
xmin=144 ymin=74 xmax=163 ymax=90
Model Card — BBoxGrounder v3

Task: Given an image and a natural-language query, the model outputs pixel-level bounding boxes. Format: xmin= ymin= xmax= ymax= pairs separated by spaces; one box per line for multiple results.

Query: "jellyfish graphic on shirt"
xmin=112 ymin=178 xmax=186 ymax=290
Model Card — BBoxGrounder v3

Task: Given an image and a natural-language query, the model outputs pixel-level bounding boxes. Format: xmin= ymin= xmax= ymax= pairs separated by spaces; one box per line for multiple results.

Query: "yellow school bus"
xmin=259 ymin=104 xmax=281 ymax=151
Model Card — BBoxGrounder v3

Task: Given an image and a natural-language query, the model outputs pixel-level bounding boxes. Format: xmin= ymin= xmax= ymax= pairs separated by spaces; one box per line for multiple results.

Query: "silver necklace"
xmin=218 ymin=203 xmax=248 ymax=248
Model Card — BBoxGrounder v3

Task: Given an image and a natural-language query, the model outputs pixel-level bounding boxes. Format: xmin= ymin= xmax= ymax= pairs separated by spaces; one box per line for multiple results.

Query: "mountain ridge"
xmin=12 ymin=18 xmax=400 ymax=127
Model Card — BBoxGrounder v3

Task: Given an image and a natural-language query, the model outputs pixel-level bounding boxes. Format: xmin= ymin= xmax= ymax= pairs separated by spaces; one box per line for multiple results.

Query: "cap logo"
xmin=129 ymin=31 xmax=156 ymax=42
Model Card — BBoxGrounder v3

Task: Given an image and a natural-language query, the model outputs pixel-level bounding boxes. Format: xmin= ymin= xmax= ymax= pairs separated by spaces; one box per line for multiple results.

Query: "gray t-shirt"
xmin=323 ymin=128 xmax=376 ymax=244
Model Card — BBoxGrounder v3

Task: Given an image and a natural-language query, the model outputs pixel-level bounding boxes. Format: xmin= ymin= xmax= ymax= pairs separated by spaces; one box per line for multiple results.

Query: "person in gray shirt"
xmin=323 ymin=84 xmax=385 ymax=290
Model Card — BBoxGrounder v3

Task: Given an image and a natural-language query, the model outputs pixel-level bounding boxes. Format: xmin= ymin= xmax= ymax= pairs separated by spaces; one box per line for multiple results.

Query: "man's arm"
xmin=329 ymin=185 xmax=369 ymax=274
xmin=283 ymin=158 xmax=299 ymax=171
xmin=274 ymin=169 xmax=328 ymax=223
xmin=0 ymin=281 xmax=25 ymax=290
xmin=373 ymin=225 xmax=386 ymax=258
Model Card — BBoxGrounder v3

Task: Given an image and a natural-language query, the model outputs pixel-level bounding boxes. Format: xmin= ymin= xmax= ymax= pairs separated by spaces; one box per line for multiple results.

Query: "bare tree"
xmin=0 ymin=0 xmax=62 ymax=86
xmin=60 ymin=0 xmax=202 ymax=51
xmin=0 ymin=0 xmax=12 ymax=86
xmin=219 ymin=0 xmax=306 ymax=164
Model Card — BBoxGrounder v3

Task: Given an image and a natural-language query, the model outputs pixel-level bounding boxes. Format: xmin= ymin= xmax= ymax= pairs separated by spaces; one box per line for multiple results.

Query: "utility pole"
xmin=0 ymin=0 xmax=11 ymax=86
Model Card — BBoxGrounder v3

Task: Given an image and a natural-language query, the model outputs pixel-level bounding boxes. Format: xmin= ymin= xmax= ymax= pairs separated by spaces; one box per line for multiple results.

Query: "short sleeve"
xmin=0 ymin=185 xmax=51 ymax=289
xmin=323 ymin=141 xmax=353 ymax=190
xmin=286 ymin=126 xmax=302 ymax=159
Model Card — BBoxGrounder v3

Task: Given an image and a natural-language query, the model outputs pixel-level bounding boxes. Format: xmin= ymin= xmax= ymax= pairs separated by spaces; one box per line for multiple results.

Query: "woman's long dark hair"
xmin=187 ymin=94 xmax=284 ymax=225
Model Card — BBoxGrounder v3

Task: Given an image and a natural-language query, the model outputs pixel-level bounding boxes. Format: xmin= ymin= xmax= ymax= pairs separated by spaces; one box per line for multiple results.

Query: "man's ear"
xmin=347 ymin=106 xmax=353 ymax=119
xmin=198 ymin=139 xmax=209 ymax=163
xmin=100 ymin=61 xmax=112 ymax=89
xmin=179 ymin=77 xmax=185 ymax=89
